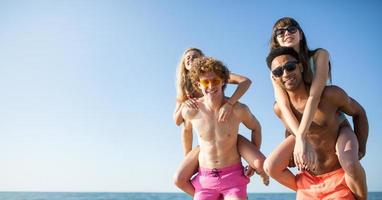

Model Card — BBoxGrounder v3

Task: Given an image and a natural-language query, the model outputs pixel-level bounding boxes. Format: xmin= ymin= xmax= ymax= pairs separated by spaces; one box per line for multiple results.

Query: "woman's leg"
xmin=336 ymin=123 xmax=367 ymax=200
xmin=263 ymin=135 xmax=297 ymax=191
xmin=237 ymin=134 xmax=269 ymax=185
xmin=173 ymin=146 xmax=199 ymax=196
xmin=284 ymin=130 xmax=296 ymax=168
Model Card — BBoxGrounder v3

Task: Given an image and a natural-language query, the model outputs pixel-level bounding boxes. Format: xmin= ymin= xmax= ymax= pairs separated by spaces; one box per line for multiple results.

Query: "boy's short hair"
xmin=189 ymin=57 xmax=230 ymax=91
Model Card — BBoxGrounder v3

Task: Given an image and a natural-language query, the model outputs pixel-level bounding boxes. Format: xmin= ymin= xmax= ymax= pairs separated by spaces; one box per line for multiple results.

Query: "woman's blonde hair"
xmin=175 ymin=48 xmax=204 ymax=102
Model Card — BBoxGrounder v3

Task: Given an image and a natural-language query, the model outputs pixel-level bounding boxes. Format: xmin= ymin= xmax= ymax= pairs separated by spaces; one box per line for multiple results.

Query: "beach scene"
xmin=0 ymin=1 xmax=381 ymax=199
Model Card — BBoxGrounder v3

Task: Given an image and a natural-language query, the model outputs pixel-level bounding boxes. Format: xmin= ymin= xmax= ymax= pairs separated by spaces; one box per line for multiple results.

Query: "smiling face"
xmin=275 ymin=25 xmax=302 ymax=49
xmin=271 ymin=54 xmax=303 ymax=91
xmin=184 ymin=50 xmax=202 ymax=70
xmin=197 ymin=71 xmax=224 ymax=97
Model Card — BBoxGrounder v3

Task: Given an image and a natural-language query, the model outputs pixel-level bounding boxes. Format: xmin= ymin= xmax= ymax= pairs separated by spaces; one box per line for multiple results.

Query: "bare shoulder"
xmin=233 ymin=101 xmax=250 ymax=113
xmin=273 ymin=102 xmax=282 ymax=118
xmin=313 ymin=48 xmax=330 ymax=59
xmin=321 ymin=85 xmax=348 ymax=105
xmin=232 ymin=101 xmax=256 ymax=122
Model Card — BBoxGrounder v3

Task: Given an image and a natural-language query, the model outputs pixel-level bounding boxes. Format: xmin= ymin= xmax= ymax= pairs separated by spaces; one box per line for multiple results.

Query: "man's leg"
xmin=263 ymin=135 xmax=297 ymax=191
xmin=336 ymin=125 xmax=367 ymax=200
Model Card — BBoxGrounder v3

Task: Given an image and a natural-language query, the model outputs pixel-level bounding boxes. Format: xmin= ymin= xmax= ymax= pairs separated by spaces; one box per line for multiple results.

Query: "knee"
xmin=263 ymin=158 xmax=276 ymax=177
xmin=263 ymin=157 xmax=285 ymax=178
xmin=173 ymin=171 xmax=188 ymax=189
xmin=252 ymin=156 xmax=265 ymax=171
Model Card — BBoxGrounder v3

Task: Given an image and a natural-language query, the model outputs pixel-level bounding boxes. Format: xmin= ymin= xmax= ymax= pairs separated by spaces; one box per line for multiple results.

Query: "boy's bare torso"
xmin=190 ymin=98 xmax=243 ymax=169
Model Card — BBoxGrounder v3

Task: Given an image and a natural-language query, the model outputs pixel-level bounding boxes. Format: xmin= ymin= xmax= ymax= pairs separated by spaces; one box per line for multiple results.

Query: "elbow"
xmin=175 ymin=120 xmax=181 ymax=126
xmin=246 ymin=78 xmax=252 ymax=85
xmin=257 ymin=123 xmax=262 ymax=135
xmin=244 ymin=78 xmax=252 ymax=88
xmin=175 ymin=118 xmax=183 ymax=126
xmin=354 ymin=102 xmax=367 ymax=119
xmin=173 ymin=171 xmax=189 ymax=189
xmin=360 ymin=106 xmax=367 ymax=117
xmin=173 ymin=114 xmax=183 ymax=126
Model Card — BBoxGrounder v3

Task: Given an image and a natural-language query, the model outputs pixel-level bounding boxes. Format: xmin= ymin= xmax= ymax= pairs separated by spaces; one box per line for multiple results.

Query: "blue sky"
xmin=0 ymin=0 xmax=381 ymax=193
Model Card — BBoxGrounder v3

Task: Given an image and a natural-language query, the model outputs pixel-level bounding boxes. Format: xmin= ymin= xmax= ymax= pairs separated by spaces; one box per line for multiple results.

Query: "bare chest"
xmin=191 ymin=110 xmax=240 ymax=141
xmin=293 ymin=102 xmax=340 ymax=142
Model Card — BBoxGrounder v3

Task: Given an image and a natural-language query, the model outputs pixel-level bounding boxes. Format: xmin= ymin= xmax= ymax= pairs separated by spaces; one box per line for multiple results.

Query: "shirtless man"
xmin=181 ymin=57 xmax=267 ymax=200
xmin=263 ymin=47 xmax=368 ymax=199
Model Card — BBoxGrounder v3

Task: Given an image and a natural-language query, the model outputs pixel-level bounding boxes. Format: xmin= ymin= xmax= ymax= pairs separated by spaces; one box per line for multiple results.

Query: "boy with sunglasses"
xmin=180 ymin=57 xmax=267 ymax=200
xmin=264 ymin=47 xmax=368 ymax=200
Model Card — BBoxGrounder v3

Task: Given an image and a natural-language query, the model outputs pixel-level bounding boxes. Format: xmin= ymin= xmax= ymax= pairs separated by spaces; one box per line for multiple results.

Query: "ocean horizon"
xmin=0 ymin=192 xmax=381 ymax=200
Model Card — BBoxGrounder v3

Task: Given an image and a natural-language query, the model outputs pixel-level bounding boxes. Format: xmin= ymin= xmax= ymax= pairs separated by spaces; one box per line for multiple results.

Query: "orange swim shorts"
xmin=296 ymin=168 xmax=355 ymax=200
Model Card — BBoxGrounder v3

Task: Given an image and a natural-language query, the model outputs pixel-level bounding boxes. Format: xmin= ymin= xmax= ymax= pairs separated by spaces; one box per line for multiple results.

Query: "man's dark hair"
xmin=266 ymin=47 xmax=300 ymax=69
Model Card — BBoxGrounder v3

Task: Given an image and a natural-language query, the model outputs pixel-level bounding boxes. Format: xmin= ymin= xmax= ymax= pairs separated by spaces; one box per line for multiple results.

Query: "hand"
xmin=244 ymin=166 xmax=270 ymax=186
xmin=184 ymin=98 xmax=198 ymax=110
xmin=294 ymin=137 xmax=317 ymax=171
xmin=218 ymin=102 xmax=233 ymax=122
xmin=258 ymin=171 xmax=270 ymax=186
xmin=244 ymin=165 xmax=255 ymax=177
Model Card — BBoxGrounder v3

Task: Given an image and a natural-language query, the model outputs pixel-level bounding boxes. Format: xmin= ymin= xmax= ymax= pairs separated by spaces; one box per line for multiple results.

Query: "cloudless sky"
xmin=0 ymin=0 xmax=381 ymax=193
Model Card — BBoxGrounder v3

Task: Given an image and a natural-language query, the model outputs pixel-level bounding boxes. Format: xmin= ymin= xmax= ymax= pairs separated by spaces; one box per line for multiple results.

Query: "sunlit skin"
xmin=270 ymin=18 xmax=368 ymax=199
xmin=264 ymin=54 xmax=368 ymax=199
xmin=173 ymin=50 xmax=270 ymax=197
xmin=184 ymin=50 xmax=202 ymax=71
xmin=271 ymin=55 xmax=341 ymax=175
xmin=276 ymin=26 xmax=301 ymax=49
xmin=180 ymin=70 xmax=267 ymax=199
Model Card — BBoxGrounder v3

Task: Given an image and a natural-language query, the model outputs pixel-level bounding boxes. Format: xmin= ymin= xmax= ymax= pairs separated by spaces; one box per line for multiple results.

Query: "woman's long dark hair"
xmin=269 ymin=17 xmax=332 ymax=85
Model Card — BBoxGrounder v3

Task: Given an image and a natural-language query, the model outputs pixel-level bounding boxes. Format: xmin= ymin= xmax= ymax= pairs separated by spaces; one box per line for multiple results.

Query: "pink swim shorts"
xmin=191 ymin=163 xmax=249 ymax=200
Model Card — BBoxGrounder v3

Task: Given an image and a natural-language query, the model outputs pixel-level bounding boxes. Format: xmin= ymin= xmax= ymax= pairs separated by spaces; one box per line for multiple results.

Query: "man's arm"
xmin=240 ymin=104 xmax=261 ymax=149
xmin=327 ymin=86 xmax=369 ymax=158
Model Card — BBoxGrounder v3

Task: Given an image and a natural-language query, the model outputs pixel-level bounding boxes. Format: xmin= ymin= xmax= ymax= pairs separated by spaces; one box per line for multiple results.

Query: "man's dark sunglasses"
xmin=272 ymin=61 xmax=299 ymax=77
xmin=275 ymin=26 xmax=298 ymax=37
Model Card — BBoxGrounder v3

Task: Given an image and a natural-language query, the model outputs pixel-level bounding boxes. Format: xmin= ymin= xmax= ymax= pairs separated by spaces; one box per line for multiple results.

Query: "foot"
xmin=259 ymin=171 xmax=270 ymax=186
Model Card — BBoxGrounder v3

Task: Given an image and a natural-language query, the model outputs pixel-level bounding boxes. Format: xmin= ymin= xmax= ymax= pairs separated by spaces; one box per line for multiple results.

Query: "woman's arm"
xmin=173 ymin=98 xmax=198 ymax=126
xmin=173 ymin=101 xmax=184 ymax=126
xmin=295 ymin=49 xmax=330 ymax=170
xmin=218 ymin=73 xmax=252 ymax=122
xmin=296 ymin=49 xmax=329 ymax=137
xmin=227 ymin=73 xmax=252 ymax=104
xmin=270 ymin=49 xmax=329 ymax=170
xmin=271 ymin=75 xmax=299 ymax=134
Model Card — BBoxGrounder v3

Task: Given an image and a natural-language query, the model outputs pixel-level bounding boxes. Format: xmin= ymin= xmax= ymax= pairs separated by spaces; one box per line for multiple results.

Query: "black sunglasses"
xmin=272 ymin=61 xmax=299 ymax=77
xmin=275 ymin=26 xmax=298 ymax=37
